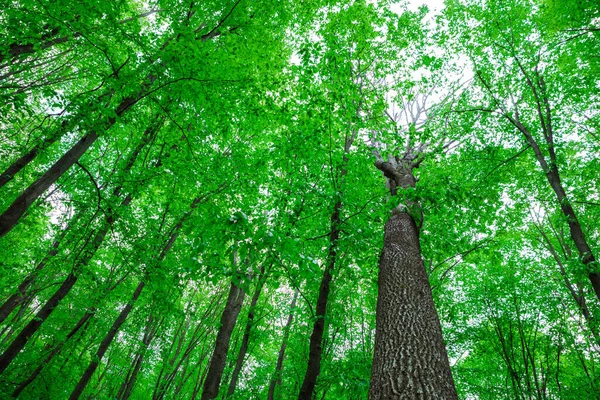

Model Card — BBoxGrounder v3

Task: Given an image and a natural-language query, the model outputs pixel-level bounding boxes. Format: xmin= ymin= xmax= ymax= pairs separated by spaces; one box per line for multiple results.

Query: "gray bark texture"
xmin=368 ymin=212 xmax=457 ymax=400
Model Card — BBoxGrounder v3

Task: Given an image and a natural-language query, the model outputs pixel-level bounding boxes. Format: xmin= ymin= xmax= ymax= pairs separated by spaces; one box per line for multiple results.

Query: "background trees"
xmin=0 ymin=0 xmax=598 ymax=398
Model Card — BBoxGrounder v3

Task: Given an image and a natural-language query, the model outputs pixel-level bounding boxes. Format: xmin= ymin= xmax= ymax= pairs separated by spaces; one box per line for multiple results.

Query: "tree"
xmin=1 ymin=0 xmax=599 ymax=399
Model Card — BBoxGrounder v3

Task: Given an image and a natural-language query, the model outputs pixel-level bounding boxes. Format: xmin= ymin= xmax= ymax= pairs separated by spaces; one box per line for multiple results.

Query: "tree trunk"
xmin=153 ymin=290 xmax=224 ymax=400
xmin=227 ymin=266 xmax=267 ymax=396
xmin=0 ymin=185 xmax=132 ymax=374
xmin=268 ymin=290 xmax=298 ymax=400
xmin=0 ymin=88 xmax=145 ymax=239
xmin=533 ymin=222 xmax=600 ymax=348
xmin=0 ymin=119 xmax=158 ymax=361
xmin=0 ymin=127 xmax=64 ymax=188
xmin=201 ymin=282 xmax=245 ymax=400
xmin=0 ymin=36 xmax=71 ymax=64
xmin=0 ymin=227 xmax=66 ymax=323
xmin=298 ymin=200 xmax=341 ymax=400
xmin=500 ymin=92 xmax=600 ymax=301
xmin=11 ymin=308 xmax=95 ymax=397
xmin=544 ymin=168 xmax=600 ymax=300
xmin=69 ymin=280 xmax=145 ymax=399
xmin=117 ymin=314 xmax=160 ymax=400
xmin=0 ymin=271 xmax=78 ymax=374
xmin=0 ymin=131 xmax=98 ymax=238
xmin=368 ymin=212 xmax=457 ymax=400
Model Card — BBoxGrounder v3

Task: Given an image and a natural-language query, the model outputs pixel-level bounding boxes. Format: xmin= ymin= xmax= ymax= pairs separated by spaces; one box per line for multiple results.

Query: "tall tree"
xmin=369 ymin=135 xmax=458 ymax=398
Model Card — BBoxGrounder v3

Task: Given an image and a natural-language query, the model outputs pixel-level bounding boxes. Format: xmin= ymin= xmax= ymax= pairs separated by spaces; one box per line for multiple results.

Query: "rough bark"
xmin=268 ymin=290 xmax=298 ymax=400
xmin=12 ymin=308 xmax=95 ymax=397
xmin=298 ymin=200 xmax=341 ymax=400
xmin=69 ymin=280 xmax=146 ymax=399
xmin=200 ymin=282 xmax=245 ymax=400
xmin=368 ymin=212 xmax=457 ymax=400
xmin=227 ymin=266 xmax=267 ymax=396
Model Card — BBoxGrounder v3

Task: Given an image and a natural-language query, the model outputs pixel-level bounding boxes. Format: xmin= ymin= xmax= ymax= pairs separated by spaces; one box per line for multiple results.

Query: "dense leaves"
xmin=0 ymin=0 xmax=598 ymax=398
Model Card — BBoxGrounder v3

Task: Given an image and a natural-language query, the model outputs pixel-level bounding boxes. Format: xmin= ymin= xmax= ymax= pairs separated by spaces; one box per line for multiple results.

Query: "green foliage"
xmin=0 ymin=0 xmax=598 ymax=399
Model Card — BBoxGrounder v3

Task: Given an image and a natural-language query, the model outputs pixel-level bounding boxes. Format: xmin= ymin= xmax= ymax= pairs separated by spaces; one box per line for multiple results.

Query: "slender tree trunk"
xmin=0 ymin=131 xmax=98 ymax=238
xmin=192 ymin=357 xmax=211 ymax=400
xmin=0 ymin=36 xmax=70 ymax=64
xmin=545 ymin=168 xmax=600 ymax=300
xmin=0 ymin=128 xmax=63 ymax=188
xmin=0 ymin=89 xmax=145 ymax=239
xmin=153 ymin=320 xmax=188 ymax=400
xmin=0 ymin=119 xmax=157 ymax=349
xmin=201 ymin=282 xmax=246 ymax=400
xmin=0 ymin=293 xmax=36 ymax=342
xmin=69 ymin=280 xmax=145 ymax=399
xmin=117 ymin=314 xmax=159 ymax=400
xmin=533 ymin=223 xmax=600 ymax=348
xmin=368 ymin=212 xmax=457 ymax=400
xmin=11 ymin=308 xmax=95 ymax=397
xmin=0 ymin=271 xmax=78 ymax=374
xmin=523 ymin=125 xmax=600 ymax=299
xmin=0 ymin=184 xmax=132 ymax=374
xmin=227 ymin=266 xmax=267 ymax=396
xmin=298 ymin=200 xmax=341 ymax=400
xmin=487 ymin=70 xmax=600 ymax=301
xmin=153 ymin=290 xmax=224 ymax=400
xmin=0 ymin=227 xmax=66 ymax=323
xmin=268 ymin=290 xmax=298 ymax=400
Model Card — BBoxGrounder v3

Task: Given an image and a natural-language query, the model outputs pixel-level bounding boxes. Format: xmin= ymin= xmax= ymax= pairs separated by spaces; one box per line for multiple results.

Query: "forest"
xmin=0 ymin=0 xmax=598 ymax=398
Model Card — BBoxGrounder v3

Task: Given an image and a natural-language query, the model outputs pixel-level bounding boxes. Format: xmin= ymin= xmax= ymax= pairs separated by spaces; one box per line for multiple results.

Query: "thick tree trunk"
xmin=11 ymin=308 xmax=95 ymax=397
xmin=0 ymin=271 xmax=78 ymax=374
xmin=201 ymin=282 xmax=245 ymax=400
xmin=69 ymin=280 xmax=145 ymax=399
xmin=227 ymin=266 xmax=267 ymax=396
xmin=368 ymin=212 xmax=457 ymax=400
xmin=298 ymin=200 xmax=341 ymax=400
xmin=268 ymin=290 xmax=298 ymax=400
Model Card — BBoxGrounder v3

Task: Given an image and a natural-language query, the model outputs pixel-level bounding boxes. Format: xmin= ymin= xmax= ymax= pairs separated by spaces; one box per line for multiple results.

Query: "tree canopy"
xmin=0 ymin=0 xmax=598 ymax=398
